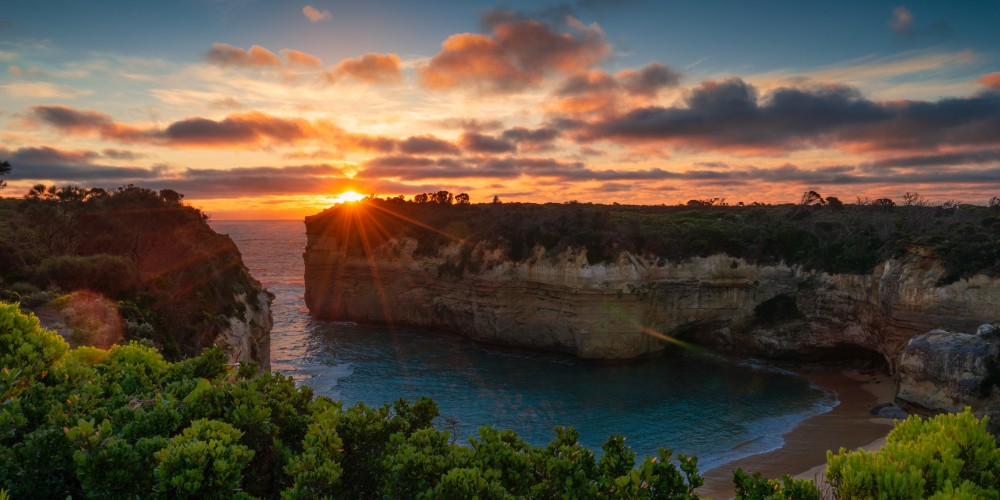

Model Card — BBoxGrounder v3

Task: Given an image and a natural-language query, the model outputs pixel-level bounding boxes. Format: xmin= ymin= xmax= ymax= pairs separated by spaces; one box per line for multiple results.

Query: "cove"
xmin=212 ymin=220 xmax=834 ymax=471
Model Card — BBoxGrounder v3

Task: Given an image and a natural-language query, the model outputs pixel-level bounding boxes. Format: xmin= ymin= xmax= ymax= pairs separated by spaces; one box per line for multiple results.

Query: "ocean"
xmin=210 ymin=219 xmax=835 ymax=471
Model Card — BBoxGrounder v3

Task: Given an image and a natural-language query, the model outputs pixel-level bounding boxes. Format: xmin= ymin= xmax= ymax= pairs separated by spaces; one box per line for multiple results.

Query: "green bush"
xmin=2 ymin=303 xmax=998 ymax=499
xmin=154 ymin=419 xmax=254 ymax=499
xmin=35 ymin=254 xmax=137 ymax=297
xmin=826 ymin=409 xmax=1000 ymax=498
xmin=0 ymin=302 xmax=68 ymax=397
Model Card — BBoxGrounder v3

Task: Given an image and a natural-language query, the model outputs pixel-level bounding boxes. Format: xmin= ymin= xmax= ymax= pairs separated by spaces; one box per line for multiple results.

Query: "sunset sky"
xmin=2 ymin=0 xmax=999 ymax=219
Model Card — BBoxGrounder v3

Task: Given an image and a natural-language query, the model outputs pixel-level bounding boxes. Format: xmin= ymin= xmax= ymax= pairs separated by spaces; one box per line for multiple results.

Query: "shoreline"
xmin=697 ymin=368 xmax=896 ymax=499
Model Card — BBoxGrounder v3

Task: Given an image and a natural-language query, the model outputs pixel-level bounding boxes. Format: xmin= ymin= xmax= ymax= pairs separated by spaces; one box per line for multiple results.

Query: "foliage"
xmin=733 ymin=468 xmax=820 ymax=499
xmin=3 ymin=304 xmax=999 ymax=498
xmin=310 ymin=194 xmax=1000 ymax=281
xmin=0 ymin=302 xmax=68 ymax=397
xmin=154 ymin=419 xmax=254 ymax=499
xmin=826 ymin=409 xmax=1000 ymax=499
xmin=0 ymin=184 xmax=264 ymax=360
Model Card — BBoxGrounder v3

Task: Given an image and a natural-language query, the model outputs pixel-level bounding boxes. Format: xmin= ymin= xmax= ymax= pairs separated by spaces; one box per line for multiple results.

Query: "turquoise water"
xmin=211 ymin=220 xmax=835 ymax=471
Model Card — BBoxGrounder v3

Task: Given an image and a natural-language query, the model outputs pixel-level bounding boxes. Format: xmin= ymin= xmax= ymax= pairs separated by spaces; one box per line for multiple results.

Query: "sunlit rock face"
xmin=213 ymin=279 xmax=273 ymax=371
xmin=304 ymin=222 xmax=999 ymax=368
xmin=897 ymin=327 xmax=1000 ymax=432
xmin=305 ymin=233 xmax=800 ymax=358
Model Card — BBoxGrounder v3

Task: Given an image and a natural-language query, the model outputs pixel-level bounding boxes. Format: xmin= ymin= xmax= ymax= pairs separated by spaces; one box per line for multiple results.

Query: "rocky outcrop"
xmin=897 ymin=326 xmax=999 ymax=429
xmin=212 ymin=280 xmax=273 ymax=371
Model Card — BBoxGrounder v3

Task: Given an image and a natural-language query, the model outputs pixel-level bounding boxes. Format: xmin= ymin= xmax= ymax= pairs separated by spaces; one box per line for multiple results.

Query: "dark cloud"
xmin=500 ymin=126 xmax=561 ymax=150
xmin=32 ymin=105 xmax=328 ymax=149
xmin=460 ymin=132 xmax=517 ymax=153
xmin=101 ymin=148 xmax=146 ymax=161
xmin=418 ymin=9 xmax=610 ymax=91
xmin=618 ymin=62 xmax=682 ymax=96
xmin=398 ymin=135 xmax=461 ymax=155
xmin=0 ymin=146 xmax=166 ymax=182
xmin=859 ymin=149 xmax=1000 ymax=171
xmin=579 ymin=78 xmax=1000 ymax=154
xmin=435 ymin=117 xmax=505 ymax=131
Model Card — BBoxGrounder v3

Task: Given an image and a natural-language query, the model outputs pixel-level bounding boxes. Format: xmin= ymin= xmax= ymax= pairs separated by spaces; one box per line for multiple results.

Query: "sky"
xmin=1 ymin=0 xmax=999 ymax=219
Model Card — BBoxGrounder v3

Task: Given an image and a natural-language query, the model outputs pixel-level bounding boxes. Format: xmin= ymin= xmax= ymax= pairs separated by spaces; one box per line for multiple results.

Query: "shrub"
xmin=0 ymin=302 xmax=68 ymax=396
xmin=34 ymin=254 xmax=137 ymax=297
xmin=826 ymin=409 xmax=1000 ymax=498
xmin=154 ymin=419 xmax=254 ymax=499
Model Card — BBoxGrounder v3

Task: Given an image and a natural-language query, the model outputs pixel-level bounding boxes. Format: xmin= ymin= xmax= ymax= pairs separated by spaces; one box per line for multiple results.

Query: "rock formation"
xmin=304 ymin=209 xmax=999 ymax=418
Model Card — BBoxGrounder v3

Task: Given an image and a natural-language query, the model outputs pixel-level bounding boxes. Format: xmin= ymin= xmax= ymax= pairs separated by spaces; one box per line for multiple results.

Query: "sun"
xmin=328 ymin=190 xmax=367 ymax=204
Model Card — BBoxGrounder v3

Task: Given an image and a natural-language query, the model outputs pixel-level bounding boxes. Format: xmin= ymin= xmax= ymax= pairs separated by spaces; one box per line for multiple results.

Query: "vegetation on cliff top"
xmin=308 ymin=191 xmax=1000 ymax=282
xmin=0 ymin=184 xmax=264 ymax=359
xmin=3 ymin=303 xmax=998 ymax=498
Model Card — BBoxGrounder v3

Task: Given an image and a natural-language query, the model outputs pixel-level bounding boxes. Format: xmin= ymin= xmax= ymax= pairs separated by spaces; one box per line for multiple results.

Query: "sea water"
xmin=211 ymin=220 xmax=835 ymax=471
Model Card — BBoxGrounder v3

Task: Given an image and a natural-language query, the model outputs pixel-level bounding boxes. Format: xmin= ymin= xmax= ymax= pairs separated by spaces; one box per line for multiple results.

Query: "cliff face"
xmin=305 ymin=227 xmax=999 ymax=365
xmin=212 ymin=279 xmax=273 ymax=371
xmin=897 ymin=326 xmax=999 ymax=432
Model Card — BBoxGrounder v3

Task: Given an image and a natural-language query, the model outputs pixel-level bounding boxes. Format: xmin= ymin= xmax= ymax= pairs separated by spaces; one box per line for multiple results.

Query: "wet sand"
xmin=697 ymin=369 xmax=897 ymax=499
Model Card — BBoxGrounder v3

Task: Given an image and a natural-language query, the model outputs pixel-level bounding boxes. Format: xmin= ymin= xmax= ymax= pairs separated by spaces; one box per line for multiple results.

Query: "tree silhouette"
xmin=455 ymin=193 xmax=470 ymax=205
xmin=0 ymin=160 xmax=10 ymax=190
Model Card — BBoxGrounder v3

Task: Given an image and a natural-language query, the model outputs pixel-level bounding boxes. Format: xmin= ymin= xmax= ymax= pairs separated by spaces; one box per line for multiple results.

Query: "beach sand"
xmin=696 ymin=369 xmax=897 ymax=499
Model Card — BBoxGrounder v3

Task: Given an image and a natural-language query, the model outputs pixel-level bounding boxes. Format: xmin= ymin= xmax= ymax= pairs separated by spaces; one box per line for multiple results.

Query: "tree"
xmin=826 ymin=196 xmax=844 ymax=211
xmin=0 ymin=160 xmax=10 ymax=190
xmin=990 ymin=196 xmax=1000 ymax=209
xmin=455 ymin=193 xmax=470 ymax=205
xmin=413 ymin=193 xmax=429 ymax=204
xmin=799 ymin=190 xmax=825 ymax=206
xmin=434 ymin=191 xmax=453 ymax=205
xmin=491 ymin=195 xmax=502 ymax=205
xmin=902 ymin=191 xmax=928 ymax=207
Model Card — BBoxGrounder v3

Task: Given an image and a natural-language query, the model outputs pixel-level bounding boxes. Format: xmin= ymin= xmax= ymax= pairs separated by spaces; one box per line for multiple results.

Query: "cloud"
xmin=398 ymin=135 xmax=461 ymax=155
xmin=500 ymin=126 xmax=561 ymax=151
xmin=327 ymin=53 xmax=402 ymax=84
xmin=551 ymin=62 xmax=682 ymax=115
xmin=579 ymin=77 xmax=1000 ymax=154
xmin=31 ymin=105 xmax=329 ymax=149
xmin=460 ymin=132 xmax=517 ymax=153
xmin=889 ymin=6 xmax=952 ymax=39
xmin=979 ymin=72 xmax=1000 ymax=90
xmin=618 ymin=63 xmax=682 ymax=97
xmin=1 ymin=81 xmax=90 ymax=98
xmin=302 ymin=5 xmax=332 ymax=22
xmin=281 ymin=48 xmax=324 ymax=69
xmin=435 ymin=117 xmax=505 ymax=131
xmin=889 ymin=6 xmax=913 ymax=35
xmin=206 ymin=43 xmax=282 ymax=68
xmin=418 ymin=10 xmax=610 ymax=91
xmin=101 ymin=148 xmax=146 ymax=161
xmin=0 ymin=145 xmax=167 ymax=182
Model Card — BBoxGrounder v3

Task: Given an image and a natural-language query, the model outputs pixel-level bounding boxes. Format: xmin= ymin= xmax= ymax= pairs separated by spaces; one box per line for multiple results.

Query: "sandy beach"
xmin=697 ymin=369 xmax=897 ymax=499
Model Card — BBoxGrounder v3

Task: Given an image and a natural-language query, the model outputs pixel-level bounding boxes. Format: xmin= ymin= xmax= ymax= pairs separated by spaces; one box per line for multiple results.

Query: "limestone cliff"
xmin=212 ymin=277 xmax=273 ymax=371
xmin=897 ymin=325 xmax=999 ymax=432
xmin=305 ymin=228 xmax=998 ymax=367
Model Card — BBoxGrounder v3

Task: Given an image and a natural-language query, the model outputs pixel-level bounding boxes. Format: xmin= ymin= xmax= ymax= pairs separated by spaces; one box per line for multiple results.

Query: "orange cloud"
xmin=327 ymin=53 xmax=402 ymax=84
xmin=281 ymin=49 xmax=324 ymax=69
xmin=31 ymin=105 xmax=330 ymax=149
xmin=979 ymin=72 xmax=1000 ymax=90
xmin=418 ymin=10 xmax=610 ymax=91
xmin=302 ymin=5 xmax=332 ymax=23
xmin=206 ymin=43 xmax=282 ymax=68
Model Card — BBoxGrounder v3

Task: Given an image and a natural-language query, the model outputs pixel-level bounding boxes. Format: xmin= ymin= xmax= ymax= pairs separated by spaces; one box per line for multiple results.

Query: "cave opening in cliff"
xmin=779 ymin=343 xmax=889 ymax=371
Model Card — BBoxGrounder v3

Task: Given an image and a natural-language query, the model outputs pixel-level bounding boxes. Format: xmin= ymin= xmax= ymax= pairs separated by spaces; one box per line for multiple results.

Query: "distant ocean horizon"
xmin=211 ymin=219 xmax=836 ymax=471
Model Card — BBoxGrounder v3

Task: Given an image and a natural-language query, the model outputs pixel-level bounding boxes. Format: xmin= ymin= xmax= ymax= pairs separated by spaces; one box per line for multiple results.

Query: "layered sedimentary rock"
xmin=304 ymin=227 xmax=998 ymax=366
